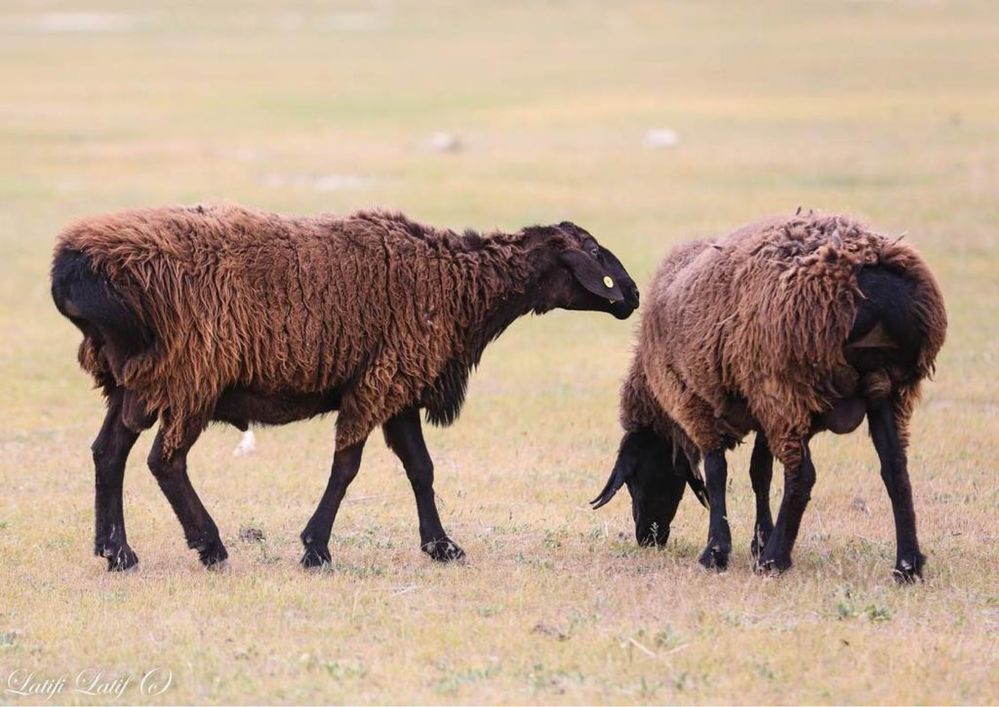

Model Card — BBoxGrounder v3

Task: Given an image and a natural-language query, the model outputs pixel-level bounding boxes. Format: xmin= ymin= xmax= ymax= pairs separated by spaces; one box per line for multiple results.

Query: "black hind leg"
xmin=92 ymin=388 xmax=153 ymax=571
xmin=868 ymin=400 xmax=924 ymax=583
xmin=147 ymin=416 xmax=227 ymax=568
xmin=54 ymin=249 xmax=159 ymax=569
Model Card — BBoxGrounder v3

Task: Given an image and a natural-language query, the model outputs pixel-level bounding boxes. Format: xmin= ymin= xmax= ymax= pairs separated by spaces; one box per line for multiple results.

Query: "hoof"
xmin=301 ymin=544 xmax=332 ymax=569
xmin=754 ymin=556 xmax=791 ymax=576
xmin=698 ymin=545 xmax=729 ymax=571
xmin=422 ymin=538 xmax=465 ymax=563
xmin=750 ymin=525 xmax=772 ymax=560
xmin=892 ymin=553 xmax=925 ymax=584
xmin=99 ymin=544 xmax=139 ymax=572
xmin=196 ymin=541 xmax=229 ymax=569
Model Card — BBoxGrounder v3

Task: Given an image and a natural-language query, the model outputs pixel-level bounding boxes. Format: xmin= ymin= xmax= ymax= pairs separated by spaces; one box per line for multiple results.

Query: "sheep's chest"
xmin=714 ymin=397 xmax=756 ymax=447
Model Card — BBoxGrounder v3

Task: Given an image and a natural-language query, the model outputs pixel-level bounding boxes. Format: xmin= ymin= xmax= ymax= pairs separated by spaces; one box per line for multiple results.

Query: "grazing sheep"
xmin=591 ymin=212 xmax=946 ymax=581
xmin=51 ymin=203 xmax=639 ymax=571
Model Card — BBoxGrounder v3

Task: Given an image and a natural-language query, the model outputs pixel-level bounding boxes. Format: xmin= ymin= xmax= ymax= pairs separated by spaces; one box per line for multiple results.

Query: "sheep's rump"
xmin=55 ymin=204 xmax=492 ymax=452
xmin=627 ymin=213 xmax=946 ymax=467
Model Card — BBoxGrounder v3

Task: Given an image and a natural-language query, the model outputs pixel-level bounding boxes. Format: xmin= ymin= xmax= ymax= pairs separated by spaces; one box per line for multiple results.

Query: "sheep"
xmin=51 ymin=203 xmax=640 ymax=571
xmin=591 ymin=212 xmax=946 ymax=582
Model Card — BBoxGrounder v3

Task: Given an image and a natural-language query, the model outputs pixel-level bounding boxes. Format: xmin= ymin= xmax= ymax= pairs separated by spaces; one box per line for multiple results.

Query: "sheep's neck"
xmin=420 ymin=242 xmax=547 ymax=427
xmin=460 ymin=244 xmax=548 ymax=360
xmin=421 ymin=241 xmax=547 ymax=425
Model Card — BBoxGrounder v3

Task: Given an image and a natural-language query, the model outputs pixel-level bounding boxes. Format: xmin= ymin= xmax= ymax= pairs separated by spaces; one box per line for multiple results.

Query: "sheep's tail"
xmin=876 ymin=237 xmax=948 ymax=379
xmin=874 ymin=237 xmax=948 ymax=449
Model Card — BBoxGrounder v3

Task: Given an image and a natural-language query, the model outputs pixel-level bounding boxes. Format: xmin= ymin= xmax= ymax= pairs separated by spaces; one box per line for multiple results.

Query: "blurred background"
xmin=1 ymin=1 xmax=996 ymax=703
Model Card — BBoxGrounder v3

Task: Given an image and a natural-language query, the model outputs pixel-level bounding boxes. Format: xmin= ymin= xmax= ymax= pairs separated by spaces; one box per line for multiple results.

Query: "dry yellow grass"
xmin=0 ymin=1 xmax=997 ymax=704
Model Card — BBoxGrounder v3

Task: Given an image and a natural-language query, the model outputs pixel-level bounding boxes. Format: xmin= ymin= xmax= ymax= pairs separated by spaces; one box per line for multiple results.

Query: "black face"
xmin=626 ymin=436 xmax=688 ymax=546
xmin=593 ymin=245 xmax=642 ymax=320
xmin=591 ymin=428 xmax=698 ymax=547
xmin=544 ymin=222 xmax=640 ymax=319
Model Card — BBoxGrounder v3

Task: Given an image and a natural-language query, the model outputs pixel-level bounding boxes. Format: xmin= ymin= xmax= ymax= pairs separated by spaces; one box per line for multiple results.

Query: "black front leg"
xmin=383 ymin=407 xmax=464 ymax=562
xmin=757 ymin=442 xmax=816 ymax=575
xmin=698 ymin=449 xmax=731 ymax=570
xmin=749 ymin=432 xmax=774 ymax=560
xmin=301 ymin=438 xmax=366 ymax=568
xmin=868 ymin=400 xmax=925 ymax=583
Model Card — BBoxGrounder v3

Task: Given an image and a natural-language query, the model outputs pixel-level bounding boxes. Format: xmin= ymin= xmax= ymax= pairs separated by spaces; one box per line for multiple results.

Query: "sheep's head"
xmin=591 ymin=428 xmax=704 ymax=547
xmin=523 ymin=222 xmax=639 ymax=320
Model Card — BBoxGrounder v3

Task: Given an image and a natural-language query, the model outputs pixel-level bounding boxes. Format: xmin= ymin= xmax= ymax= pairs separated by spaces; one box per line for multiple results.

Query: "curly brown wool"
xmin=57 ymin=204 xmax=572 ymax=452
xmin=624 ymin=213 xmax=945 ymax=467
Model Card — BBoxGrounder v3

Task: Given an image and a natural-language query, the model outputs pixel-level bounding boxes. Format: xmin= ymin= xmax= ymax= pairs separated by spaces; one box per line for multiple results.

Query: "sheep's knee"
xmin=147 ymin=446 xmax=177 ymax=480
xmin=781 ymin=465 xmax=815 ymax=508
xmin=791 ymin=452 xmax=817 ymax=491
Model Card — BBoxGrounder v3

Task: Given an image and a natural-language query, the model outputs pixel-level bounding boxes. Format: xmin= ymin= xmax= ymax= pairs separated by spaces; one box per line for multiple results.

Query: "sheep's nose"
xmin=637 ymin=523 xmax=668 ymax=547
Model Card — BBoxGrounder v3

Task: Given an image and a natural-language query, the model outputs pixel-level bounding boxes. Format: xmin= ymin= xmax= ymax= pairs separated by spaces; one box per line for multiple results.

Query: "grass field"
xmin=1 ymin=1 xmax=998 ymax=704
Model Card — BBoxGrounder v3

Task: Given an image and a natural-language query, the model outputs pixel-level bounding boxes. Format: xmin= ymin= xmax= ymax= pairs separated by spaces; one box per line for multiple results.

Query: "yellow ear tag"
xmin=603 ymin=276 xmax=614 ymax=288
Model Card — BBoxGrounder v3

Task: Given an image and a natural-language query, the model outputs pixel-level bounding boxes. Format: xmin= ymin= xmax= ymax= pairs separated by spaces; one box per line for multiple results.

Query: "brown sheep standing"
xmin=51 ymin=203 xmax=639 ymax=571
xmin=591 ymin=212 xmax=946 ymax=581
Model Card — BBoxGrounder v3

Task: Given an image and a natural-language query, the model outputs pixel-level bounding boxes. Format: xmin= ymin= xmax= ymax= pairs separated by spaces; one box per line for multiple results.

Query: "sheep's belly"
xmin=213 ymin=387 xmax=342 ymax=428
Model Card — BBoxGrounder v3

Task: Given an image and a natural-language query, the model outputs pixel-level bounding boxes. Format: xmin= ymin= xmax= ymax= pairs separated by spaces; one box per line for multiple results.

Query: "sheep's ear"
xmin=591 ymin=432 xmax=639 ymax=509
xmin=560 ymin=251 xmax=625 ymax=303
xmin=590 ymin=461 xmax=629 ymax=509
xmin=687 ymin=471 xmax=710 ymax=509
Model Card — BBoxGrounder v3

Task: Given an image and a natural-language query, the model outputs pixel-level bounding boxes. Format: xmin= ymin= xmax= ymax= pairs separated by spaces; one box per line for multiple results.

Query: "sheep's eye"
xmin=589 ymin=246 xmax=599 ymax=258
